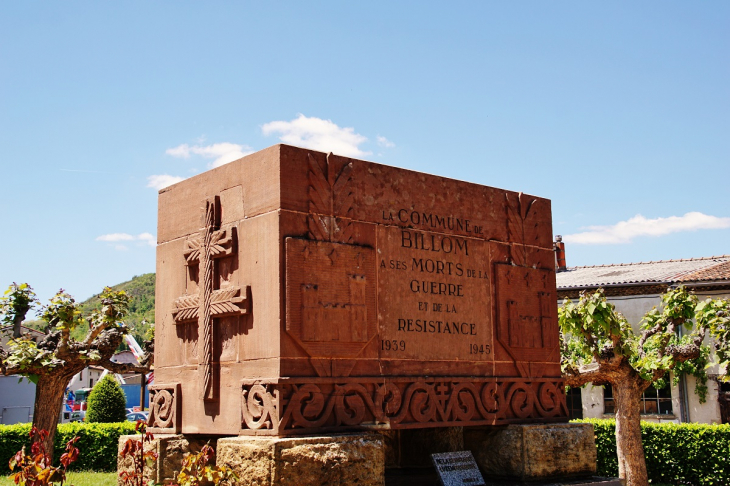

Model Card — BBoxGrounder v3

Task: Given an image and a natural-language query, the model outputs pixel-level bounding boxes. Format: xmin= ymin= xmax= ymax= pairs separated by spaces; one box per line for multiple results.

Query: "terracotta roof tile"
xmin=678 ymin=259 xmax=730 ymax=282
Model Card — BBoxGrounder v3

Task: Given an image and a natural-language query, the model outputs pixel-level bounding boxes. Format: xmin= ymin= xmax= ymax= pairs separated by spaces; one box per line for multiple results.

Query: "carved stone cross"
xmin=171 ymin=196 xmax=248 ymax=401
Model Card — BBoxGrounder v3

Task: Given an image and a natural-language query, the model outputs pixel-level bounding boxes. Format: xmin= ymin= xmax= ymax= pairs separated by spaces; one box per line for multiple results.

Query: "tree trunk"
xmin=614 ymin=380 xmax=648 ymax=486
xmin=32 ymin=370 xmax=75 ymax=462
xmin=13 ymin=311 xmax=25 ymax=338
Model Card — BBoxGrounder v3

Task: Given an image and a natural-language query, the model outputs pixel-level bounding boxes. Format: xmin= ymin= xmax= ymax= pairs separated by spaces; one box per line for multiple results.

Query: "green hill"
xmin=77 ymin=273 xmax=155 ymax=344
xmin=23 ymin=274 xmax=156 ymax=345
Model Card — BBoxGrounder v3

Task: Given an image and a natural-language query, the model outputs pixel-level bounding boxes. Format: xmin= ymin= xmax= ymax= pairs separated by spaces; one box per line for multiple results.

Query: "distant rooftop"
xmin=556 ymin=255 xmax=730 ymax=290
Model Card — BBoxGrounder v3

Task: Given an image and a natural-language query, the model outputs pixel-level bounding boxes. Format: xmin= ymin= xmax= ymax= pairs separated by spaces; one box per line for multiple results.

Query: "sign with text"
xmin=431 ymin=451 xmax=486 ymax=486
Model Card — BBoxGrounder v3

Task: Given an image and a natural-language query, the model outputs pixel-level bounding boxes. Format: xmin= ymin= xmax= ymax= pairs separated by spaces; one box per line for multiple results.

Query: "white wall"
xmin=67 ymin=366 xmax=104 ymax=392
xmin=0 ymin=375 xmax=36 ymax=424
xmin=566 ymin=288 xmax=730 ymax=424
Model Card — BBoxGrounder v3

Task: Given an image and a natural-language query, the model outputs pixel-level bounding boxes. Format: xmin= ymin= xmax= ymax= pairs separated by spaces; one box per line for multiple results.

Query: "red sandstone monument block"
xmin=149 ymin=144 xmax=567 ymax=436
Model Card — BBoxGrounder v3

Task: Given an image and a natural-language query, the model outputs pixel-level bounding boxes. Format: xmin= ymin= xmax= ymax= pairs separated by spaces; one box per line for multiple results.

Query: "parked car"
xmin=69 ymin=411 xmax=86 ymax=423
xmin=126 ymin=411 xmax=149 ymax=422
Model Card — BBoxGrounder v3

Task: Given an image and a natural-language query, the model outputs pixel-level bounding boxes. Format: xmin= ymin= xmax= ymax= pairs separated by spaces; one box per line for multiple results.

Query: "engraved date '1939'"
xmin=381 ymin=339 xmax=406 ymax=352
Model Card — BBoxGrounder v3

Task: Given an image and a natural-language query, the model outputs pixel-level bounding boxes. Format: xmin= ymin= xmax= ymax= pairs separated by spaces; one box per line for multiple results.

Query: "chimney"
xmin=554 ymin=235 xmax=567 ymax=272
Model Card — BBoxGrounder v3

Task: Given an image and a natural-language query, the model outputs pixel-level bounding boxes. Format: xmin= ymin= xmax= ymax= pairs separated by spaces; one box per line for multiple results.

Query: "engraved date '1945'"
xmin=469 ymin=344 xmax=491 ymax=355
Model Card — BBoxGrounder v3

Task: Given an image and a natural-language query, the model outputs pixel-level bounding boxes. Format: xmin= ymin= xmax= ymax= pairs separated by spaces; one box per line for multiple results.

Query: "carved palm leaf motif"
xmin=172 ymin=295 xmax=200 ymax=323
xmin=183 ymin=228 xmax=235 ymax=265
xmin=209 ymin=287 xmax=247 ymax=317
xmin=172 ymin=286 xmax=248 ymax=325
xmin=505 ymin=192 xmax=537 ymax=266
xmin=307 ymin=153 xmax=354 ymax=243
xmin=208 ymin=228 xmax=235 ymax=258
xmin=183 ymin=236 xmax=202 ymax=265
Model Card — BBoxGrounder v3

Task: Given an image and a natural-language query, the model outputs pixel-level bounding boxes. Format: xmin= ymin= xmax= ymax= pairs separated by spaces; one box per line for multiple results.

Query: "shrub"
xmin=87 ymin=374 xmax=127 ymax=423
xmin=575 ymin=418 xmax=730 ymax=485
xmin=0 ymin=422 xmax=135 ymax=474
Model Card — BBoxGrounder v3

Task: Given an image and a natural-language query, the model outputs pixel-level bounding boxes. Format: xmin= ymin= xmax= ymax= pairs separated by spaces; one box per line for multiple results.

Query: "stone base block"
xmin=216 ymin=433 xmax=384 ymax=486
xmin=117 ymin=433 xmax=215 ymax=485
xmin=464 ymin=423 xmax=597 ymax=481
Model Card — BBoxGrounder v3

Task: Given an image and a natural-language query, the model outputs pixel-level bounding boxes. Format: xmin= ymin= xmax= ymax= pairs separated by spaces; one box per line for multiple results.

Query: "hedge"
xmin=0 ymin=422 xmax=136 ymax=474
xmin=3 ymin=419 xmax=730 ymax=482
xmin=576 ymin=419 xmax=730 ymax=486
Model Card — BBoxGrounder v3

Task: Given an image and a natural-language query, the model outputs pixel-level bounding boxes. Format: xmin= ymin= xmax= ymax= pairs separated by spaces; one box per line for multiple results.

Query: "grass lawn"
xmin=0 ymin=471 xmax=117 ymax=486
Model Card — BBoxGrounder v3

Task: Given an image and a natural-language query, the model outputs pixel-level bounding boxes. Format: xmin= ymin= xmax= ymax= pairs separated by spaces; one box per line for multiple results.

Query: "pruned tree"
xmin=0 ymin=283 xmax=153 ymax=459
xmin=560 ymin=286 xmax=730 ymax=486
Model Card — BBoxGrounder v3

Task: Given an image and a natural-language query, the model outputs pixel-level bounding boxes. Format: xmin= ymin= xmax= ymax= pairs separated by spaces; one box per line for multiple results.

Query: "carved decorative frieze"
xmin=240 ymin=377 xmax=567 ymax=435
xmin=147 ymin=383 xmax=181 ymax=434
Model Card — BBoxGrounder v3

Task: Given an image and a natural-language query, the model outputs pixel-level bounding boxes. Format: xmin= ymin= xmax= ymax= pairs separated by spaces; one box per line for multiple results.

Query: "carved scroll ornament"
xmin=241 ymin=377 xmax=567 ymax=435
xmin=147 ymin=383 xmax=181 ymax=434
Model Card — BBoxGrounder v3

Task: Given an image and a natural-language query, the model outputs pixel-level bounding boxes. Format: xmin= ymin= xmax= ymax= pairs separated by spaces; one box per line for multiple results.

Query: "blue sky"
xmin=1 ymin=2 xmax=728 ymax=304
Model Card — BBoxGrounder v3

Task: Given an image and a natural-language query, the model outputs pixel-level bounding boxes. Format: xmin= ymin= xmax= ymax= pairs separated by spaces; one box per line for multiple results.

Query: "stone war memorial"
xmin=132 ymin=144 xmax=600 ymax=485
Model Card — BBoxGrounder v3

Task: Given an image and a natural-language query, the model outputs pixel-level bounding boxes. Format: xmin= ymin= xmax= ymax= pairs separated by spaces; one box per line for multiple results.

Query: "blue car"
xmin=126 ymin=411 xmax=149 ymax=422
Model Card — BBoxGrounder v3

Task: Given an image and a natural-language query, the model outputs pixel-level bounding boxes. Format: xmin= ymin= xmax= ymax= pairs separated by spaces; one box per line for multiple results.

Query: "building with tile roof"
xmin=555 ymin=251 xmax=730 ymax=425
xmin=557 ymin=255 xmax=730 ymax=299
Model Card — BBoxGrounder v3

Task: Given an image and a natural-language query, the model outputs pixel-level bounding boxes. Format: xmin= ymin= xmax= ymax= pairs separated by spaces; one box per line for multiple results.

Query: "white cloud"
xmin=147 ymin=174 xmax=185 ymax=190
xmin=261 ymin=114 xmax=370 ymax=157
xmin=564 ymin=212 xmax=730 ymax=245
xmin=97 ymin=233 xmax=156 ymax=249
xmin=166 ymin=142 xmax=254 ymax=168
xmin=137 ymin=233 xmax=156 ymax=246
xmin=96 ymin=233 xmax=135 ymax=242
xmin=376 ymin=135 xmax=395 ymax=148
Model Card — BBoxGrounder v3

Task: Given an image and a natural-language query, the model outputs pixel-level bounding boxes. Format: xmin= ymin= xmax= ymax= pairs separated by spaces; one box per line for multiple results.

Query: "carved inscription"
xmin=377 ymin=225 xmax=492 ymax=360
xmin=382 ymin=208 xmax=485 ymax=236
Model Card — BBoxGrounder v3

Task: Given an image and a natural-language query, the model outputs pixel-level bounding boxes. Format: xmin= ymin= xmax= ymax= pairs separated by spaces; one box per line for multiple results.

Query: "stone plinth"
xmin=152 ymin=144 xmax=567 ymax=437
xmin=216 ymin=433 xmax=384 ymax=486
xmin=463 ymin=423 xmax=597 ymax=481
xmin=117 ymin=434 xmax=215 ymax=485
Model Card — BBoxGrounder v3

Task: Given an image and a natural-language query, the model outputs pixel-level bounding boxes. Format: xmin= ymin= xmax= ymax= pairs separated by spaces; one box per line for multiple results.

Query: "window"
xmin=566 ymin=387 xmax=583 ymax=419
xmin=603 ymin=384 xmax=673 ymax=415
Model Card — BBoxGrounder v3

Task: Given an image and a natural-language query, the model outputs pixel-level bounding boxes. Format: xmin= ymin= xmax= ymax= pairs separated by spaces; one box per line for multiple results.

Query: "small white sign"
xmin=431 ymin=451 xmax=486 ymax=486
